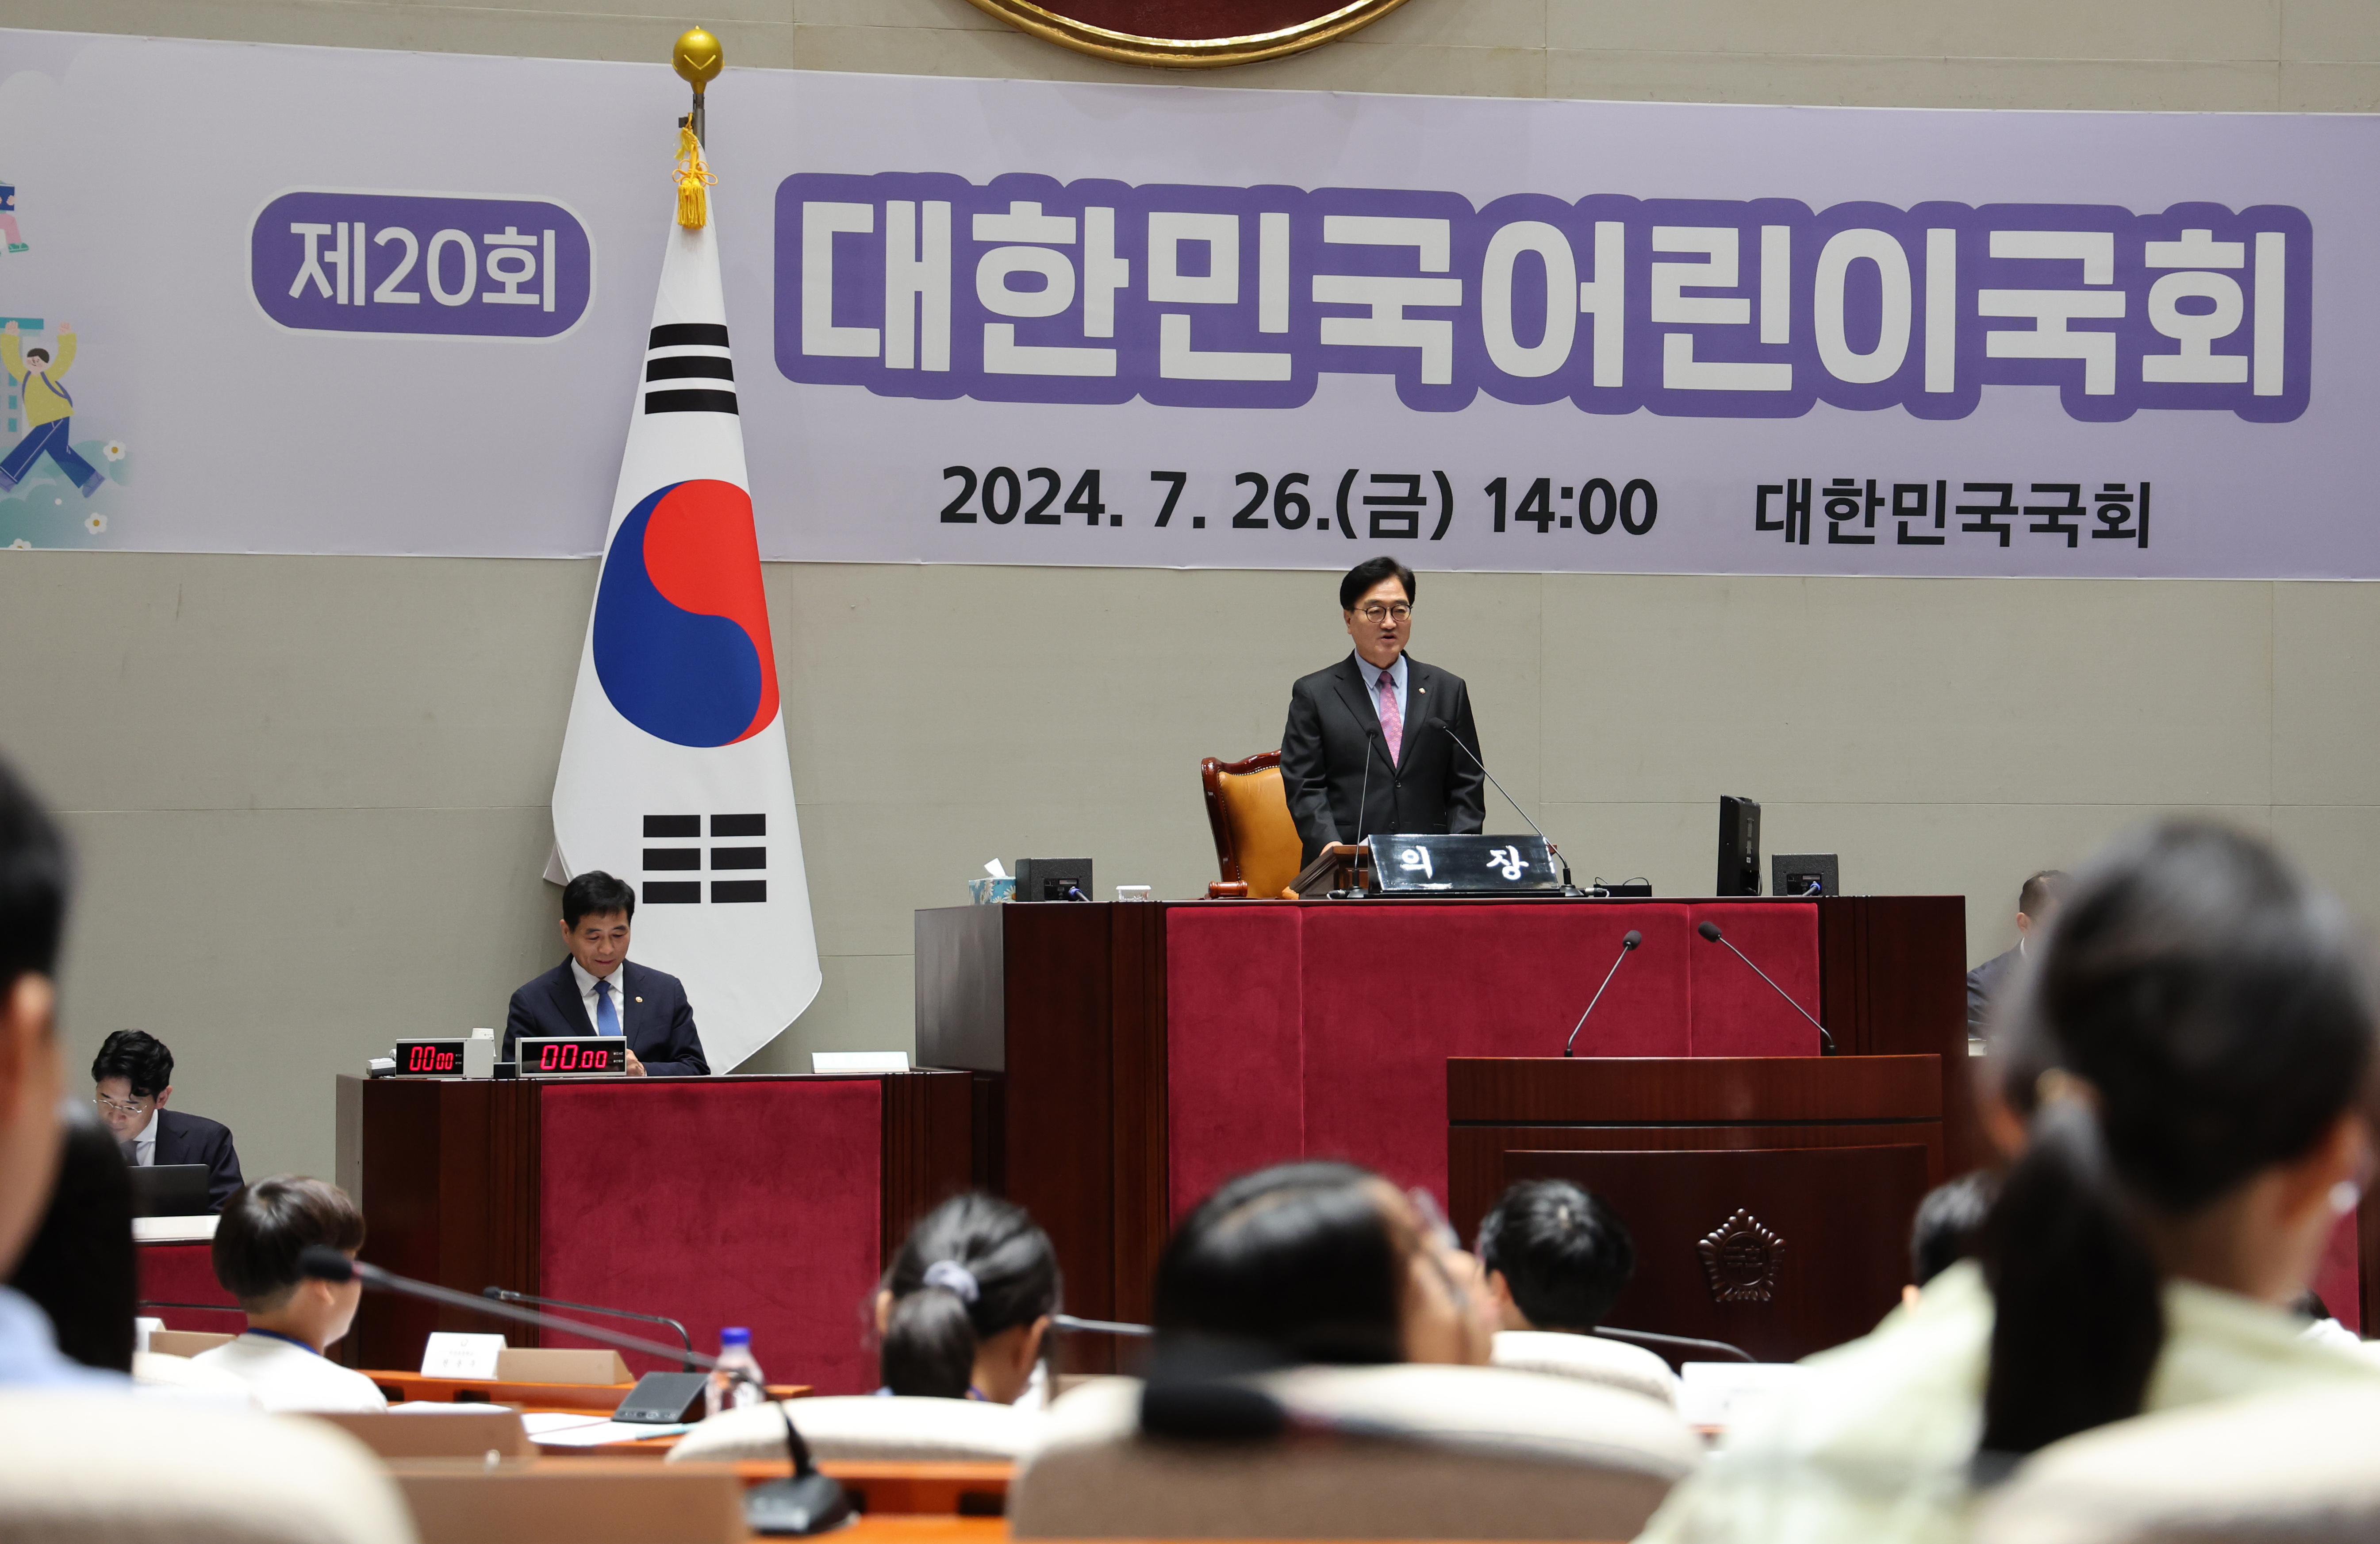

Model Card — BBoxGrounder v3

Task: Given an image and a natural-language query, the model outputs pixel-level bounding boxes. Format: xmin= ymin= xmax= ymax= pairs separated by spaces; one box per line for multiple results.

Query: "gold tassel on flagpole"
xmin=675 ymin=122 xmax=714 ymax=229
xmin=671 ymin=27 xmax=724 ymax=229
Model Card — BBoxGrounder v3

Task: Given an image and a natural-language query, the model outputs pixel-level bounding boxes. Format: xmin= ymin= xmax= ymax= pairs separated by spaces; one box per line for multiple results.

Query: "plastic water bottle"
xmin=705 ymin=1326 xmax=764 ymax=1418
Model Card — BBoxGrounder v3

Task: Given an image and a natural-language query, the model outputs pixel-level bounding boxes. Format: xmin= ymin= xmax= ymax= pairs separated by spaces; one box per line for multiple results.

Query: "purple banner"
xmin=776 ymin=173 xmax=2309 ymax=425
xmin=251 ymin=191 xmax=592 ymax=338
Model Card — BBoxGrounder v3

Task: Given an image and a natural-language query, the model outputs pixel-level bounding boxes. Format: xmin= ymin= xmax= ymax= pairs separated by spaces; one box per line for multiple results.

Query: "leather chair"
xmin=0 ymin=1390 xmax=418 ymax=1544
xmin=1974 ymin=1384 xmax=2380 ymax=1544
xmin=670 ymin=1394 xmax=1044 ymax=1463
xmin=1009 ymin=1363 xmax=1701 ymax=1539
xmin=1202 ymin=752 xmax=1304 ymax=900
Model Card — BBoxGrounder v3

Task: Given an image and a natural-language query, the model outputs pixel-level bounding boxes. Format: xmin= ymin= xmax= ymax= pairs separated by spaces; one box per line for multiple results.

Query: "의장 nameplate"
xmin=1366 ymin=834 xmax=1563 ymax=894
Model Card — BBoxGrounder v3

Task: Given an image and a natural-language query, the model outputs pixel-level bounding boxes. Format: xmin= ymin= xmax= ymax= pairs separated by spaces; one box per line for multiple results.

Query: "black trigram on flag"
xmin=641 ymin=812 xmax=765 ymax=903
xmin=642 ymin=323 xmax=737 ymax=415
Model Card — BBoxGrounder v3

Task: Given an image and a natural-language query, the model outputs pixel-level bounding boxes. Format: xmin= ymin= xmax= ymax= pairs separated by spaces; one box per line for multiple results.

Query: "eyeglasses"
xmin=1356 ymin=603 xmax=1413 ymax=623
xmin=94 ymin=1093 xmax=151 ymax=1117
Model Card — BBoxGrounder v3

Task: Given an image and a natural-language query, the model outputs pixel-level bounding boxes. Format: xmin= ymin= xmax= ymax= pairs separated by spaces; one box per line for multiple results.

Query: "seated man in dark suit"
xmin=1280 ymin=556 xmax=1485 ymax=867
xmin=1965 ymin=868 xmax=2069 ymax=1038
xmin=90 ymin=1029 xmax=244 ymax=1212
xmin=503 ymin=871 xmax=708 ymax=1078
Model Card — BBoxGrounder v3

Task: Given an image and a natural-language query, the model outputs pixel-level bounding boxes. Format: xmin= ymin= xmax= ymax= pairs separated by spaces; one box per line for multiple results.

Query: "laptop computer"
xmin=128 ymin=1164 xmax=212 ymax=1218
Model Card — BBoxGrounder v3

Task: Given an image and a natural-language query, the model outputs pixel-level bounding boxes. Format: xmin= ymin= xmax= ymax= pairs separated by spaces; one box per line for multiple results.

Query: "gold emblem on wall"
xmin=1697 ymin=1208 xmax=1785 ymax=1304
xmin=960 ymin=0 xmax=1415 ymax=69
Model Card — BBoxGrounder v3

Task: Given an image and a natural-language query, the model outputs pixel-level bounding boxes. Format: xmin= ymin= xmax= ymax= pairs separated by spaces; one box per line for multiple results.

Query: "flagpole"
xmin=673 ymin=25 xmax=722 ymax=147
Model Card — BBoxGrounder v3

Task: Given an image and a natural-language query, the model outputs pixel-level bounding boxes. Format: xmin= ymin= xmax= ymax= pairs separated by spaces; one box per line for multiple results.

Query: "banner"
xmin=4 ymin=27 xmax=2380 ymax=577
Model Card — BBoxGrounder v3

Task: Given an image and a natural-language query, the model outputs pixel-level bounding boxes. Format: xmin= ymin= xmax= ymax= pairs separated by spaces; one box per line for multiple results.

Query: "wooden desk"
xmin=1450 ymin=1055 xmax=1943 ymax=1362
xmin=359 ymin=1373 xmax=810 ymax=1412
xmin=338 ymin=1072 xmax=972 ymax=1392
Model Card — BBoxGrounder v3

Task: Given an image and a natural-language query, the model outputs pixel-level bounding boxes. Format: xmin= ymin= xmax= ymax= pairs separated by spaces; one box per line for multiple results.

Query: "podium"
xmin=917 ymin=893 xmax=1979 ymax=1349
xmin=1449 ymin=1055 xmax=1942 ymax=1363
xmin=332 ymin=1071 xmax=971 ymax=1392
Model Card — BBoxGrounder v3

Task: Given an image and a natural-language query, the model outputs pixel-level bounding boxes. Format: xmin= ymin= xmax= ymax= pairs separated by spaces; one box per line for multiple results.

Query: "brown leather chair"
xmin=1201 ymin=752 xmax=1305 ymax=900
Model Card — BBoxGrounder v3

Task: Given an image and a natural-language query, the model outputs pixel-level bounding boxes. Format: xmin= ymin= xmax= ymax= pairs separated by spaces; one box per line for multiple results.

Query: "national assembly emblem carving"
xmin=1697 ymin=1207 xmax=1786 ymax=1304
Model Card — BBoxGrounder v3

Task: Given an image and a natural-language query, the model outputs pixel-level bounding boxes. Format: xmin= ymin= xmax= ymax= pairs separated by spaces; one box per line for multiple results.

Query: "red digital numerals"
xmin=404 ymin=1044 xmax=458 ymax=1073
xmin=536 ymin=1041 xmax=613 ymax=1073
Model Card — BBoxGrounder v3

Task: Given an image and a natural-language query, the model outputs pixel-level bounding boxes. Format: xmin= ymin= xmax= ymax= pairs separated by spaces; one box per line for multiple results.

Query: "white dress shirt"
xmin=129 ymin=1117 xmax=157 ymax=1167
xmin=569 ymin=958 xmax=631 ymax=1037
xmin=189 ymin=1331 xmax=387 ymax=1413
xmin=1363 ymin=652 xmax=1409 ymax=734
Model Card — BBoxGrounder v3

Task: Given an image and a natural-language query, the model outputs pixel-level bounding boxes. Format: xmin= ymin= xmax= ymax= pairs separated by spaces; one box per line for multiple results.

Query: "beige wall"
xmin=6 ymin=0 xmax=2378 ymax=1184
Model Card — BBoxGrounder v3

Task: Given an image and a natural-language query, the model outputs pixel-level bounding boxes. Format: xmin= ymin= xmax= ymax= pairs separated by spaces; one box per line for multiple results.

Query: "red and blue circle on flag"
xmin=591 ymin=479 xmax=779 ymax=747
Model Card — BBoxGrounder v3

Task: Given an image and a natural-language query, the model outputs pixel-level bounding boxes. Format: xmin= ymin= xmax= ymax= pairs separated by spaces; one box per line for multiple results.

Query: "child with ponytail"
xmin=1639 ymin=820 xmax=2380 ymax=1544
xmin=874 ymin=1194 xmax=1060 ymax=1404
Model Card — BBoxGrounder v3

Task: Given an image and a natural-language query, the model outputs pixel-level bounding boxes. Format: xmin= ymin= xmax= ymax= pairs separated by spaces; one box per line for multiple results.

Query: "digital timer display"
xmin=517 ymin=1037 xmax=630 ymax=1077
xmin=392 ymin=1038 xmax=468 ymax=1076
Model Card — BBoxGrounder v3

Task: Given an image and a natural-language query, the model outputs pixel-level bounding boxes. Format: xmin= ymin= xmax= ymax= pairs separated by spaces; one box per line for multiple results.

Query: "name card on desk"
xmin=420 ymin=1332 xmax=506 ymax=1379
xmin=1678 ymin=1362 xmax=1812 ymax=1430
xmin=1366 ymin=834 xmax=1563 ymax=895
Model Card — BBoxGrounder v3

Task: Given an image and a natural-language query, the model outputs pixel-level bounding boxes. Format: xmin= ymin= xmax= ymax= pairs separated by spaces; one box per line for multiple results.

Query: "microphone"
xmin=1696 ymin=921 xmax=1835 ymax=1052
xmin=302 ymin=1248 xmax=849 ymax=1535
xmin=1564 ymin=929 xmax=1641 ymax=1057
xmin=1436 ymin=722 xmax=1579 ymax=893
xmin=1054 ymin=1313 xmax=1155 ymax=1338
xmin=483 ymin=1286 xmax=695 ymax=1371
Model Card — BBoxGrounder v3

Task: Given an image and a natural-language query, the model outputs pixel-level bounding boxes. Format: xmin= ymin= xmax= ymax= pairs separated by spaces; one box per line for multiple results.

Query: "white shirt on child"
xmin=190 ymin=1330 xmax=387 ymax=1413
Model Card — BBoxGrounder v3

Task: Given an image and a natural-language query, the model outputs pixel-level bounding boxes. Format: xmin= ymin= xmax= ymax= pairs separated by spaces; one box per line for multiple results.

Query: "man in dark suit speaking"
xmin=91 ymin=1029 xmax=245 ymax=1212
xmin=504 ymin=872 xmax=710 ymax=1077
xmin=1281 ymin=557 xmax=1486 ymax=867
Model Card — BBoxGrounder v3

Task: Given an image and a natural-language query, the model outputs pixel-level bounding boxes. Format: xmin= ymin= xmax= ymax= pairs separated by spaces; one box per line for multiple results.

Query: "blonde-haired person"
xmin=1637 ymin=820 xmax=2380 ymax=1544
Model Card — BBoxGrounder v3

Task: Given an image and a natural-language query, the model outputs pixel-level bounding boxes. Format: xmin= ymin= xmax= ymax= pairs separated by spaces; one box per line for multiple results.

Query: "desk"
xmin=338 ymin=1072 xmax=972 ymax=1392
xmin=917 ymin=895 xmax=1973 ymax=1335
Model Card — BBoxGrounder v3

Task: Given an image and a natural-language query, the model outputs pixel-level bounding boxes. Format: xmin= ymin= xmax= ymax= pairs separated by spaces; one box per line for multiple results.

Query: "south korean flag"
xmin=545 ymin=166 xmax=820 ymax=1072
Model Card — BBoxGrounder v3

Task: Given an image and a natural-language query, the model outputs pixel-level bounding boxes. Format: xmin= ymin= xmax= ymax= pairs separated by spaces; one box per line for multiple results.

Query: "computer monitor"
xmin=128 ymin=1164 xmax=212 ymax=1218
xmin=1716 ymin=796 xmax=1762 ymax=897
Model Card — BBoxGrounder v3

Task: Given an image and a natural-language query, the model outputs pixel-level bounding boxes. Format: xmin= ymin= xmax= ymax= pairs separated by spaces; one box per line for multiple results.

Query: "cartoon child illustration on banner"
xmin=0 ymin=178 xmax=27 ymax=254
xmin=1 ymin=322 xmax=103 ymax=497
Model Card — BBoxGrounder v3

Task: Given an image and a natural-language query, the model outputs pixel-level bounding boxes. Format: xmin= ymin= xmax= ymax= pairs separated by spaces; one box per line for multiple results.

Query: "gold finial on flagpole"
xmin=672 ymin=27 xmax=722 ymax=228
xmin=673 ymin=27 xmax=722 ymax=146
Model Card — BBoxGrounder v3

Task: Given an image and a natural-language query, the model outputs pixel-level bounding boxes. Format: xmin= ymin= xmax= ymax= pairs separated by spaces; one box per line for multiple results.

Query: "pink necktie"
xmin=1376 ymin=668 xmax=1402 ymax=765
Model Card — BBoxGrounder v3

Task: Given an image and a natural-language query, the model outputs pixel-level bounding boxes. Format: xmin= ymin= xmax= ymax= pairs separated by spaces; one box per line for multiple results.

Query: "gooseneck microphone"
xmin=1696 ymin=921 xmax=1835 ymax=1052
xmin=302 ymin=1248 xmax=849 ymax=1535
xmin=1565 ymin=929 xmax=1642 ymax=1057
xmin=1436 ymin=722 xmax=1580 ymax=894
xmin=482 ymin=1286 xmax=695 ymax=1371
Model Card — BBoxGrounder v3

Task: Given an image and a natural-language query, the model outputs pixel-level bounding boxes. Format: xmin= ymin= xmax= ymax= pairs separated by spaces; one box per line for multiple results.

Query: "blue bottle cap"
xmin=721 ymin=1326 xmax=752 ymax=1347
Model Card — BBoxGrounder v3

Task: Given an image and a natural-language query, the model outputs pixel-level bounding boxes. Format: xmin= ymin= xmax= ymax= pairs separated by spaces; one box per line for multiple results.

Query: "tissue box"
xmin=969 ymin=876 xmax=1017 ymax=906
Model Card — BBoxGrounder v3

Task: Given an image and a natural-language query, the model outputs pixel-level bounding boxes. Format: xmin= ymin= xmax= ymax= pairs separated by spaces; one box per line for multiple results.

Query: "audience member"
xmin=8 ymin=1114 xmax=136 ymax=1372
xmin=193 ymin=1175 xmax=386 ymax=1412
xmin=1905 ymin=1171 xmax=1996 ymax=1306
xmin=0 ymin=754 xmax=117 ymax=1388
xmin=1153 ymin=1160 xmax=1488 ymax=1367
xmin=91 ymin=1028 xmax=244 ymax=1211
xmin=1966 ymin=868 xmax=2069 ymax=1037
xmin=1474 ymin=1177 xmax=1634 ymax=1332
xmin=875 ymin=1193 xmax=1059 ymax=1403
xmin=1639 ymin=820 xmax=2380 ymax=1544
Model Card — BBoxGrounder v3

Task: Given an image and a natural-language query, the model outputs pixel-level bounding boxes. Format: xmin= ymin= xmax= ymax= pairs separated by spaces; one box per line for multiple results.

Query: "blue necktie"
xmin=594 ymin=978 xmax=622 ymax=1037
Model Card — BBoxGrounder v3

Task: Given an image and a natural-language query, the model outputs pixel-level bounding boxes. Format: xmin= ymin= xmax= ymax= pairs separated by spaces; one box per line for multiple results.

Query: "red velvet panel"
xmin=540 ymin=1080 xmax=882 ymax=1393
xmin=136 ymin=1241 xmax=246 ymax=1332
xmin=1166 ymin=905 xmax=1307 ymax=1221
xmin=1297 ymin=905 xmax=1701 ymax=1202
xmin=1685 ymin=903 xmax=1823 ymax=1057
xmin=2315 ymin=1208 xmax=2361 ymax=1333
xmin=1164 ymin=902 xmax=1825 ymax=1220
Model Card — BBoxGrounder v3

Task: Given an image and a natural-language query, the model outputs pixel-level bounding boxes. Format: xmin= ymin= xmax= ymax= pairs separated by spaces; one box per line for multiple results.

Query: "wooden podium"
xmin=1449 ymin=1055 xmax=1943 ymax=1363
